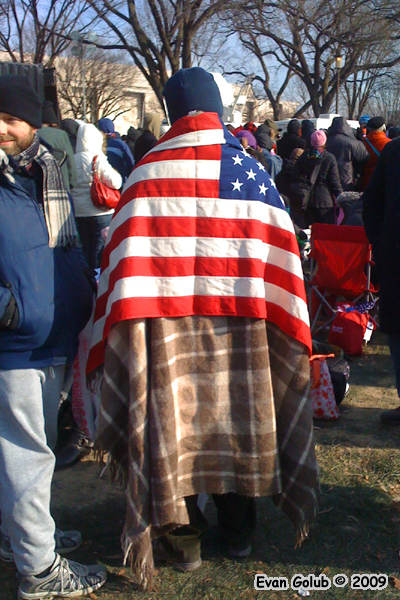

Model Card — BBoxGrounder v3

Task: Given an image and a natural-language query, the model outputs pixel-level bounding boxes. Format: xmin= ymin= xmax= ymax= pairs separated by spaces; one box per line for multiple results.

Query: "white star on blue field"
xmin=219 ymin=138 xmax=284 ymax=210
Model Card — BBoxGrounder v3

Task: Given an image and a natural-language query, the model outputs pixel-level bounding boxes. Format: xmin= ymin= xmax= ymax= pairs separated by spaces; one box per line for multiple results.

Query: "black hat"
xmin=163 ymin=67 xmax=223 ymax=124
xmin=42 ymin=100 xmax=58 ymax=125
xmin=0 ymin=74 xmax=42 ymax=129
xmin=367 ymin=116 xmax=385 ymax=131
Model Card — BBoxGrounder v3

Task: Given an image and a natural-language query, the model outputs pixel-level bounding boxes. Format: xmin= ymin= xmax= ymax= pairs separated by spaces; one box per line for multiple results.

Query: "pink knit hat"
xmin=310 ymin=130 xmax=327 ymax=149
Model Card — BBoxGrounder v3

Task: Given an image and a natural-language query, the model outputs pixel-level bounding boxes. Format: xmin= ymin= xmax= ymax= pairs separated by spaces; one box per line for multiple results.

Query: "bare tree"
xmin=342 ymin=68 xmax=380 ymax=120
xmin=365 ymin=68 xmax=400 ymax=124
xmin=222 ymin=33 xmax=294 ymax=120
xmin=228 ymin=0 xmax=400 ymax=117
xmin=0 ymin=0 xmax=96 ymax=66
xmin=56 ymin=49 xmax=139 ymax=122
xmin=83 ymin=0 xmax=228 ymax=110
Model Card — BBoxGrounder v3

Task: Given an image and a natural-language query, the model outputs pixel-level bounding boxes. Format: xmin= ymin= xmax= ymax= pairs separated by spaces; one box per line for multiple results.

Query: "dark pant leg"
xmin=76 ymin=215 xmax=112 ymax=269
xmin=212 ymin=493 xmax=256 ymax=551
xmin=75 ymin=217 xmax=92 ymax=268
xmin=90 ymin=214 xmax=113 ymax=269
xmin=387 ymin=334 xmax=400 ymax=397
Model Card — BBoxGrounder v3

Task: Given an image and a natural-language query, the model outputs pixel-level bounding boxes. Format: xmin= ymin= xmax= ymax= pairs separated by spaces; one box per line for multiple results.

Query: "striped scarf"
xmin=15 ymin=134 xmax=79 ymax=248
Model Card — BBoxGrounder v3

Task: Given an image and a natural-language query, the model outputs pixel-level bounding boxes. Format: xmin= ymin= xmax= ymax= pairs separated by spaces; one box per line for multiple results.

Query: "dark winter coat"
xmin=0 ymin=168 xmax=93 ymax=370
xmin=97 ymin=118 xmax=135 ymax=184
xmin=61 ymin=118 xmax=79 ymax=152
xmin=277 ymin=128 xmax=306 ymax=160
xmin=325 ymin=117 xmax=369 ymax=191
xmin=126 ymin=126 xmax=142 ymax=155
xmin=363 ymin=137 xmax=400 ymax=333
xmin=292 ymin=149 xmax=343 ymax=209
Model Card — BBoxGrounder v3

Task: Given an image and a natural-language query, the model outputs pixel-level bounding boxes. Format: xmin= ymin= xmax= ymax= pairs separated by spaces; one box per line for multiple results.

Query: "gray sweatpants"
xmin=0 ymin=365 xmax=65 ymax=575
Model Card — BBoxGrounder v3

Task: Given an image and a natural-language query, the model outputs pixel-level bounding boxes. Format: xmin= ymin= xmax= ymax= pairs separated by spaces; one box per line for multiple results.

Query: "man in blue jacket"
xmin=97 ymin=117 xmax=135 ymax=184
xmin=0 ymin=74 xmax=107 ymax=599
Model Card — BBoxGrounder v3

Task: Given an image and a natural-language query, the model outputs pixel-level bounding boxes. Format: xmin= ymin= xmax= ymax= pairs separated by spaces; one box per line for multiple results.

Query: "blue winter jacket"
xmin=97 ymin=118 xmax=135 ymax=184
xmin=0 ymin=171 xmax=93 ymax=370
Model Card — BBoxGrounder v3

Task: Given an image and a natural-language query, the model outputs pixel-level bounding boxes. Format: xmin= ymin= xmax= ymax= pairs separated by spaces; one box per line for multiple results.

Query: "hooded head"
xmin=236 ymin=129 xmax=257 ymax=149
xmin=97 ymin=117 xmax=115 ymax=135
xmin=388 ymin=126 xmax=400 ymax=140
xmin=287 ymin=119 xmax=301 ymax=135
xmin=329 ymin=116 xmax=353 ymax=137
xmin=301 ymin=119 xmax=315 ymax=137
xmin=0 ymin=74 xmax=42 ymax=129
xmin=264 ymin=118 xmax=278 ymax=133
xmin=255 ymin=127 xmax=274 ymax=151
xmin=162 ymin=67 xmax=224 ymax=124
xmin=143 ymin=112 xmax=161 ymax=139
xmin=76 ymin=122 xmax=105 ymax=154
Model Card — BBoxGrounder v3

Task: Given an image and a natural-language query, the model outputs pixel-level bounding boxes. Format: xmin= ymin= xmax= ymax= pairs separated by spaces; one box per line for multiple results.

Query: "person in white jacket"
xmin=71 ymin=123 xmax=122 ymax=268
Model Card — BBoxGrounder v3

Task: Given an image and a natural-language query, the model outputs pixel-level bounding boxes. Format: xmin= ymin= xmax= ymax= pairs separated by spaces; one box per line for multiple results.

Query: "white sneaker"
xmin=0 ymin=529 xmax=82 ymax=563
xmin=18 ymin=554 xmax=107 ymax=599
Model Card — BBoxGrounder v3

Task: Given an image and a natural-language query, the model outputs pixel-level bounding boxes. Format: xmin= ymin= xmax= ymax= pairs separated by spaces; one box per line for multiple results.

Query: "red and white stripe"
xmin=87 ymin=114 xmax=311 ymax=373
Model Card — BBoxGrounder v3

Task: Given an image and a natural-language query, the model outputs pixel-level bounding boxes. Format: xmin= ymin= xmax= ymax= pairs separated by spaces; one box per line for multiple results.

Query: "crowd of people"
xmin=0 ymin=66 xmax=398 ymax=599
xmin=230 ymin=113 xmax=398 ymax=232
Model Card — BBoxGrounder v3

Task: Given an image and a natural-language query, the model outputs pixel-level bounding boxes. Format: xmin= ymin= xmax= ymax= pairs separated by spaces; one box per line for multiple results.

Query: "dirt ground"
xmin=2 ymin=331 xmax=400 ymax=599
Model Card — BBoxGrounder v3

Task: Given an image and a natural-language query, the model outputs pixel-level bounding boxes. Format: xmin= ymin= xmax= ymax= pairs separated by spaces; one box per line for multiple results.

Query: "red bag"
xmin=90 ymin=156 xmax=120 ymax=210
xmin=310 ymin=354 xmax=339 ymax=420
xmin=328 ymin=307 xmax=375 ymax=355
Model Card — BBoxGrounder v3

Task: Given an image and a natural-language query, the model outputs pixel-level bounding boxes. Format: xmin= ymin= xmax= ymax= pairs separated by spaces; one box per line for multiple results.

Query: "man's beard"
xmin=0 ymin=128 xmax=36 ymax=157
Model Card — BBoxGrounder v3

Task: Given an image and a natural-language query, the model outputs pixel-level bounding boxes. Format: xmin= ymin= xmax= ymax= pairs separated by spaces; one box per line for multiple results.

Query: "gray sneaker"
xmin=0 ymin=529 xmax=82 ymax=563
xmin=18 ymin=554 xmax=107 ymax=599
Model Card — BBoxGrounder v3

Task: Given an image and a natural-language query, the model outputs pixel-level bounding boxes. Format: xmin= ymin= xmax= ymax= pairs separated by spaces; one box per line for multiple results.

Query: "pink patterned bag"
xmin=310 ymin=355 xmax=339 ymax=420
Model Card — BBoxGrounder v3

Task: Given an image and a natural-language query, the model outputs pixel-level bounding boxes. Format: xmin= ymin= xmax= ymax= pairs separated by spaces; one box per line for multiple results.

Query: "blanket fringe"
xmin=94 ymin=446 xmax=128 ymax=487
xmin=294 ymin=487 xmax=320 ymax=548
xmin=294 ymin=521 xmax=310 ymax=548
xmin=122 ymin=529 xmax=154 ymax=591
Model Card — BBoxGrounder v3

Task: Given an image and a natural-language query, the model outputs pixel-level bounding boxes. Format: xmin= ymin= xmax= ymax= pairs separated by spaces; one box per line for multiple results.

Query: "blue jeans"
xmin=76 ymin=214 xmax=113 ymax=269
xmin=387 ymin=334 xmax=400 ymax=397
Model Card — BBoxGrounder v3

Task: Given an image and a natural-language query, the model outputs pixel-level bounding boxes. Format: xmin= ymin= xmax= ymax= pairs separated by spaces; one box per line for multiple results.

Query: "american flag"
xmin=87 ymin=113 xmax=311 ymax=373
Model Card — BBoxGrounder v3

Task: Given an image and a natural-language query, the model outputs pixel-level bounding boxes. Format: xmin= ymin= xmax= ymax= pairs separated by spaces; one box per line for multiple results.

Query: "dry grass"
xmin=2 ymin=333 xmax=400 ymax=599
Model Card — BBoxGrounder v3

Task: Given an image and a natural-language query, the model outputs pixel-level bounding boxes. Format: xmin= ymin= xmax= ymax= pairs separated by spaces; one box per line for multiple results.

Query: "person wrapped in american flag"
xmin=88 ymin=67 xmax=318 ymax=588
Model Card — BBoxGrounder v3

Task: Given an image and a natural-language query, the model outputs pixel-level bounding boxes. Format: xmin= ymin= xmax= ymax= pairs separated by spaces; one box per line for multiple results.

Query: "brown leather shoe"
xmin=153 ymin=527 xmax=202 ymax=572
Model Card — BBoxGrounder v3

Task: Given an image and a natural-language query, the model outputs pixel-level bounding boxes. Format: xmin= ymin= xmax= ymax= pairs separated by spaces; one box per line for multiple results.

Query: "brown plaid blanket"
xmin=96 ymin=316 xmax=318 ymax=588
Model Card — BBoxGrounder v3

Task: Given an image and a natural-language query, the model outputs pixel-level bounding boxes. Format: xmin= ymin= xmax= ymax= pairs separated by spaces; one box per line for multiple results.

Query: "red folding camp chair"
xmin=307 ymin=223 xmax=378 ymax=334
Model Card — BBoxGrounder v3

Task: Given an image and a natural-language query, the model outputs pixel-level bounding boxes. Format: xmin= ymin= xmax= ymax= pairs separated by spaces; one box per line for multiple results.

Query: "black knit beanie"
xmin=0 ymin=74 xmax=42 ymax=129
xmin=162 ymin=67 xmax=223 ymax=124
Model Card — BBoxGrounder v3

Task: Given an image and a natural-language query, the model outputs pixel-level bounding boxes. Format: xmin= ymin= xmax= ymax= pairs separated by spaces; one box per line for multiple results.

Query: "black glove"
xmin=0 ymin=289 xmax=19 ymax=330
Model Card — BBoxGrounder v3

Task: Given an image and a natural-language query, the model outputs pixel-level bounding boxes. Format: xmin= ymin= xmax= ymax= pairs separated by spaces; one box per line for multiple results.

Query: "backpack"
xmin=289 ymin=162 xmax=322 ymax=210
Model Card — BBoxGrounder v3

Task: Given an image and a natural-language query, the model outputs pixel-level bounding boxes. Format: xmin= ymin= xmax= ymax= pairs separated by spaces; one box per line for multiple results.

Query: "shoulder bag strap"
xmin=310 ymin=161 xmax=322 ymax=186
xmin=92 ymin=155 xmax=98 ymax=174
xmin=365 ymin=138 xmax=380 ymax=157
